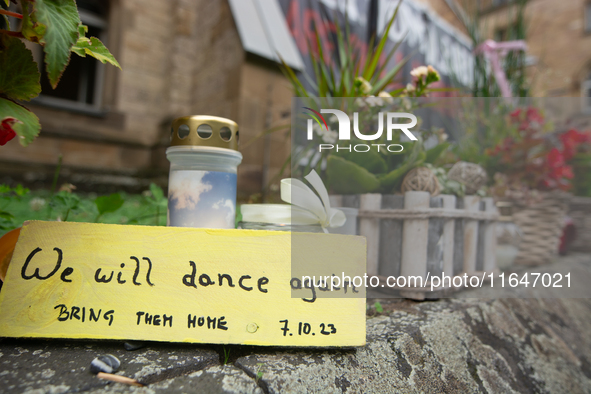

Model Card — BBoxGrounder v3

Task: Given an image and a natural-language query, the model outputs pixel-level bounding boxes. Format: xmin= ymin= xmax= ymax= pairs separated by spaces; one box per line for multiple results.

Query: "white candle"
xmin=166 ymin=116 xmax=242 ymax=229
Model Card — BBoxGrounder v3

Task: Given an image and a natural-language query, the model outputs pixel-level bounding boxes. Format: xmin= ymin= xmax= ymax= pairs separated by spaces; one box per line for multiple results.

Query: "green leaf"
xmin=327 ymin=155 xmax=380 ymax=194
xmin=0 ymin=211 xmax=14 ymax=221
xmin=374 ymin=301 xmax=383 ymax=313
xmin=72 ymin=27 xmax=121 ymax=68
xmin=362 ymin=0 xmax=401 ymax=81
xmin=0 ymin=98 xmax=41 ymax=146
xmin=278 ymin=56 xmax=308 ymax=97
xmin=35 ymin=0 xmax=81 ymax=88
xmin=20 ymin=0 xmax=46 ymax=43
xmin=0 ymin=35 xmax=41 ymax=101
xmin=336 ymin=149 xmax=388 ymax=174
xmin=13 ymin=184 xmax=30 ymax=197
xmin=424 ymin=142 xmax=450 ymax=164
xmin=149 ymin=183 xmax=164 ymax=202
xmin=369 ymin=54 xmax=410 ymax=96
xmin=50 ymin=190 xmax=80 ymax=220
xmin=95 ymin=193 xmax=124 ymax=216
xmin=379 ymin=140 xmax=425 ymax=192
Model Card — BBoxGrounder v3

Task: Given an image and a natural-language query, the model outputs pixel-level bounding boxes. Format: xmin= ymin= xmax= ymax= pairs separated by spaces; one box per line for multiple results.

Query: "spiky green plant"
xmin=280 ymin=1 xmax=408 ymax=98
xmin=252 ymin=1 xmax=447 ymax=196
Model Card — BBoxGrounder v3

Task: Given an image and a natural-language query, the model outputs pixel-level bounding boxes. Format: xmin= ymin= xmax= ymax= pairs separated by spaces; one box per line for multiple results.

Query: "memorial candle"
xmin=166 ymin=115 xmax=242 ymax=229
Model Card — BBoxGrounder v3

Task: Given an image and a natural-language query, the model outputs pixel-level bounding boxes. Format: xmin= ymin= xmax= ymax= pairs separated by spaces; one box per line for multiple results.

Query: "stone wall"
xmin=469 ymin=0 xmax=591 ymax=98
xmin=2 ymin=296 xmax=590 ymax=393
xmin=1 ymin=0 xmax=293 ymax=197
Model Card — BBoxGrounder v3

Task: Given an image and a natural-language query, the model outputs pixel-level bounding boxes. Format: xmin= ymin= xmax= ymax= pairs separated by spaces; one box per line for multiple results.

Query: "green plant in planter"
xmin=0 ymin=0 xmax=120 ymax=147
xmin=424 ymin=164 xmax=465 ymax=197
xmin=485 ymin=107 xmax=573 ymax=204
xmin=326 ymin=124 xmax=451 ymax=195
xmin=281 ymin=1 xmax=447 ymax=195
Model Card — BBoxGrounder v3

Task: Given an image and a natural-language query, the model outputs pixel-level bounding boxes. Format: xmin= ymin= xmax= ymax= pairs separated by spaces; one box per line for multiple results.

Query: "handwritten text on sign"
xmin=0 ymin=221 xmax=366 ymax=346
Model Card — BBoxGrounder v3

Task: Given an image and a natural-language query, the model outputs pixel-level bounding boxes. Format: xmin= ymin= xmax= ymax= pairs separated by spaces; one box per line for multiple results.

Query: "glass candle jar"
xmin=167 ymin=116 xmax=242 ymax=229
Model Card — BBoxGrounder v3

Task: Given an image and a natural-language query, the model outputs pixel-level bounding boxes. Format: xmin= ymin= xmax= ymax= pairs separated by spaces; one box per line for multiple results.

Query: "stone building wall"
xmin=458 ymin=0 xmax=591 ymax=99
xmin=1 ymin=0 xmax=292 ymax=198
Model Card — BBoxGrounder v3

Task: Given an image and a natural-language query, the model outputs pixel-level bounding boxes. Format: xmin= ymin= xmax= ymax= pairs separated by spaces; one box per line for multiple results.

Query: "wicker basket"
xmin=568 ymin=196 xmax=591 ymax=252
xmin=512 ymin=192 xmax=570 ymax=266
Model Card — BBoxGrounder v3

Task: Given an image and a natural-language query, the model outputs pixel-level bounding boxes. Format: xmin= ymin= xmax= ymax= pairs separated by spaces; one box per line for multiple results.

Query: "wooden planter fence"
xmin=329 ymin=191 xmax=499 ymax=300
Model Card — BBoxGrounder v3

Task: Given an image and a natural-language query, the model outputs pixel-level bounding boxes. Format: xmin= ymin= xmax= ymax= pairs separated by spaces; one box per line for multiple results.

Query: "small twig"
xmin=0 ymin=10 xmax=23 ymax=19
xmin=96 ymin=372 xmax=144 ymax=387
xmin=0 ymin=29 xmax=24 ymax=38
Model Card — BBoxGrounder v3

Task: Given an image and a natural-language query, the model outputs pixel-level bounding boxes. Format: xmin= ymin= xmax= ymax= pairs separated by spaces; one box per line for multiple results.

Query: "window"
xmin=33 ymin=0 xmax=109 ymax=113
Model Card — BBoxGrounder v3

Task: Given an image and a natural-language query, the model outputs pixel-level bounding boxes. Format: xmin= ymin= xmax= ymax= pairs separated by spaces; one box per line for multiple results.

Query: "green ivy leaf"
xmin=72 ymin=34 xmax=121 ymax=68
xmin=95 ymin=193 xmax=124 ymax=216
xmin=0 ymin=98 xmax=40 ymax=146
xmin=0 ymin=35 xmax=41 ymax=101
xmin=20 ymin=0 xmax=46 ymax=43
xmin=35 ymin=0 xmax=81 ymax=88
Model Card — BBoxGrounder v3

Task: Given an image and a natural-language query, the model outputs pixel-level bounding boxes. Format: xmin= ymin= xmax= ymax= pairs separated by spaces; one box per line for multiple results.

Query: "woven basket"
xmin=568 ymin=196 xmax=591 ymax=252
xmin=512 ymin=192 xmax=569 ymax=266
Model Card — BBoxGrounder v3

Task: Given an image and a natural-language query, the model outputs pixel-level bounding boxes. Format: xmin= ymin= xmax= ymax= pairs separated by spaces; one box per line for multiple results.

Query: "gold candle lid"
xmin=170 ymin=115 xmax=239 ymax=150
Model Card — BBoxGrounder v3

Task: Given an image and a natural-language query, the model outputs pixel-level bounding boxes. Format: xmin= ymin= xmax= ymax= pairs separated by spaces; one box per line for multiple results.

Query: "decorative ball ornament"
xmin=447 ymin=161 xmax=487 ymax=195
xmin=401 ymin=167 xmax=441 ymax=196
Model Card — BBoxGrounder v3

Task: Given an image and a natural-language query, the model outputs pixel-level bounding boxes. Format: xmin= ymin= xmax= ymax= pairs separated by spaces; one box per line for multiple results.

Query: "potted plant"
xmin=485 ymin=107 xmax=573 ymax=265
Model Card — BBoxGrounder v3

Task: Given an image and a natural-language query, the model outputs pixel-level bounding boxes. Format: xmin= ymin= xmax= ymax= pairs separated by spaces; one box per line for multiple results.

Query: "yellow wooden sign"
xmin=0 ymin=221 xmax=366 ymax=347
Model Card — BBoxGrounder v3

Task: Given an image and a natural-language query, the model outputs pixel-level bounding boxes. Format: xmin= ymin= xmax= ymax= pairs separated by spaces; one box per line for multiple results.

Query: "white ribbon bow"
xmin=280 ymin=170 xmax=346 ymax=233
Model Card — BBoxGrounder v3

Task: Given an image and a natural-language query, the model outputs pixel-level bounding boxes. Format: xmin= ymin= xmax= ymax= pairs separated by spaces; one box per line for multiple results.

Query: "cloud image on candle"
xmin=213 ymin=198 xmax=235 ymax=227
xmin=168 ymin=171 xmax=237 ymax=228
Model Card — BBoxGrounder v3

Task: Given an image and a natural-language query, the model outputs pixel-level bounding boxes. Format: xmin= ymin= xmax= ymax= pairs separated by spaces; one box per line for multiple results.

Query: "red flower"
xmin=559 ymin=129 xmax=591 ymax=161
xmin=525 ymin=107 xmax=544 ymax=124
xmin=547 ymin=147 xmax=564 ymax=168
xmin=0 ymin=118 xmax=18 ymax=146
xmin=510 ymin=108 xmax=522 ymax=119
